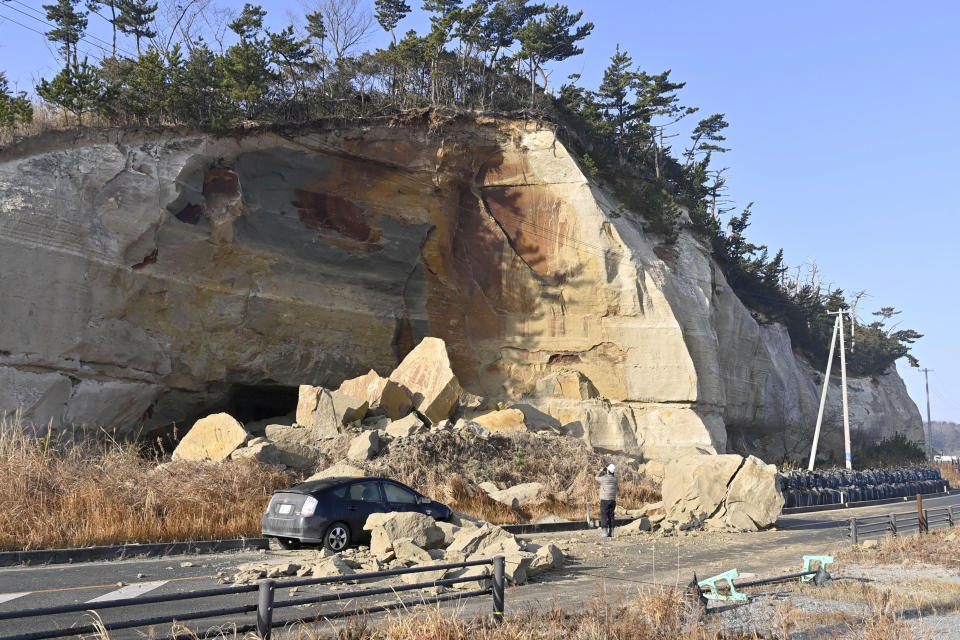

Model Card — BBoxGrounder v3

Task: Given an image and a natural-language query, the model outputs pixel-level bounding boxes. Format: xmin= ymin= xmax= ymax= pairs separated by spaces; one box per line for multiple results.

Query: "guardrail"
xmin=0 ymin=556 xmax=506 ymax=640
xmin=849 ymin=505 xmax=958 ymax=544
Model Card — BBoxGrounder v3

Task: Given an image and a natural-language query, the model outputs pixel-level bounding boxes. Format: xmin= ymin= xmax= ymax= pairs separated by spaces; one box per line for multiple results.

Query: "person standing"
xmin=595 ymin=463 xmax=619 ymax=537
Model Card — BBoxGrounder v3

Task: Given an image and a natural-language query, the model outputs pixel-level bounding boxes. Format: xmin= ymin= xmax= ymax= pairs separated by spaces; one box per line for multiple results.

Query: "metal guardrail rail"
xmin=849 ymin=505 xmax=958 ymax=544
xmin=0 ymin=556 xmax=506 ymax=640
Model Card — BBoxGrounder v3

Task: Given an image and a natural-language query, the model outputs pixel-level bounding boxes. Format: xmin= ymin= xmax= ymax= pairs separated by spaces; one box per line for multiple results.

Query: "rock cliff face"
xmin=0 ymin=116 xmax=924 ymax=463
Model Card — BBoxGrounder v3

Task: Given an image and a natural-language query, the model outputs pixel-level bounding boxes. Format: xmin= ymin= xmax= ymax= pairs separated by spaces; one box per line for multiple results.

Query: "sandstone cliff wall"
xmin=0 ymin=118 xmax=923 ymax=463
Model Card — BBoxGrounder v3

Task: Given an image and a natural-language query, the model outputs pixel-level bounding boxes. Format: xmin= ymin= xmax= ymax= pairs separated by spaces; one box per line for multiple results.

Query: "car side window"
xmin=347 ymin=481 xmax=382 ymax=502
xmin=330 ymin=486 xmax=346 ymax=499
xmin=383 ymin=482 xmax=418 ymax=504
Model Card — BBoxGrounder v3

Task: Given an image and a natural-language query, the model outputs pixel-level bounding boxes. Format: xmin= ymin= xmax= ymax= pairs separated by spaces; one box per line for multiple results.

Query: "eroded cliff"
xmin=0 ymin=116 xmax=924 ymax=463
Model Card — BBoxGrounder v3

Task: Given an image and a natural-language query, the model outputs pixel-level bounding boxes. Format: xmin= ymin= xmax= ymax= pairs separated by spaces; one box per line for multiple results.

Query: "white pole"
xmin=808 ymin=315 xmax=840 ymax=471
xmin=839 ymin=312 xmax=852 ymax=470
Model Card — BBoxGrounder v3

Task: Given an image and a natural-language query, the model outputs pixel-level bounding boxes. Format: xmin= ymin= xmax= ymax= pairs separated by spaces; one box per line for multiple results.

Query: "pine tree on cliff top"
xmin=116 ymin=0 xmax=158 ymax=55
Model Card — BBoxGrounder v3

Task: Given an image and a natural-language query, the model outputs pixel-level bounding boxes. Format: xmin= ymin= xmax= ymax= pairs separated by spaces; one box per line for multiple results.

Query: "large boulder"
xmin=393 ymin=538 xmax=433 ymax=565
xmin=296 ymin=385 xmax=368 ymax=438
xmin=364 ymin=512 xmax=445 ymax=556
xmin=487 ymin=482 xmax=545 ymax=508
xmin=261 ymin=424 xmax=323 ymax=466
xmin=446 ymin=524 xmax=516 ymax=556
xmin=230 ymin=439 xmax=311 ymax=468
xmin=471 ymin=409 xmax=529 ymax=433
xmin=388 ymin=338 xmax=462 ymax=424
xmin=662 ymin=454 xmax=783 ymax=531
xmin=306 ymin=462 xmax=366 ymax=481
xmin=172 ymin=413 xmax=249 ymax=462
xmin=337 ymin=370 xmax=413 ymax=420
xmin=384 ymin=413 xmax=426 ymax=438
xmin=347 ymin=430 xmax=380 ymax=462
xmin=527 ymin=543 xmax=564 ymax=577
xmin=722 ymin=455 xmax=785 ymax=530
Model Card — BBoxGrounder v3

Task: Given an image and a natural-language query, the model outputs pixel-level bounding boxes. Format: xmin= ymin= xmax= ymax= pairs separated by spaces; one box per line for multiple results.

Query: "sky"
xmin=1 ymin=0 xmax=959 ymax=422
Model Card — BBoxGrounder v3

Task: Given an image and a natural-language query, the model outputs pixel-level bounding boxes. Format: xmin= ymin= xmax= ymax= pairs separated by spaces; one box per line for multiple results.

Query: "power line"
xmin=0 ymin=10 xmax=109 ymax=64
xmin=4 ymin=0 xmax=138 ymax=59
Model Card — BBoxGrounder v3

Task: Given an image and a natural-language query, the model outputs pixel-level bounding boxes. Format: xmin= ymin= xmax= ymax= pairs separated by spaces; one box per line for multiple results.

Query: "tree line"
xmin=0 ymin=0 xmax=921 ymax=376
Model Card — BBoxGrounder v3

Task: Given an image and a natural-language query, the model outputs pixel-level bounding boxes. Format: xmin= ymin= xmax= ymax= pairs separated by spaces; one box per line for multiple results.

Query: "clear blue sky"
xmin=2 ymin=0 xmax=958 ymax=421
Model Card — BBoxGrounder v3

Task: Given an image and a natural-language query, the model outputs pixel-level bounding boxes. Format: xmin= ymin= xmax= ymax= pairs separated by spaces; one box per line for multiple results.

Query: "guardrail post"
xmin=888 ymin=513 xmax=897 ymax=536
xmin=849 ymin=517 xmax=858 ymax=545
xmin=492 ymin=556 xmax=505 ymax=624
xmin=585 ymin=503 xmax=591 ymax=526
xmin=917 ymin=494 xmax=926 ymax=533
xmin=257 ymin=579 xmax=275 ymax=639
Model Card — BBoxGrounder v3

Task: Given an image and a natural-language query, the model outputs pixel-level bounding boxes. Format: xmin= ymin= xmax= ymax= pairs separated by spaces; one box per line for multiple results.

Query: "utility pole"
xmin=922 ymin=368 xmax=934 ymax=459
xmin=808 ymin=310 xmax=854 ymax=471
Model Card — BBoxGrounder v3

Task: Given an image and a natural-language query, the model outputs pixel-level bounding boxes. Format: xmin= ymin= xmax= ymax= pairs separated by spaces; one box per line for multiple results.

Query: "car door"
xmin=383 ymin=480 xmax=438 ymax=518
xmin=342 ymin=480 xmax=387 ymax=535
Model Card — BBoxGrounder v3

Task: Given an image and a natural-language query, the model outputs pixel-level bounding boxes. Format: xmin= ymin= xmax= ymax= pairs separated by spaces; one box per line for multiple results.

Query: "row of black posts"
xmin=779 ymin=466 xmax=947 ymax=508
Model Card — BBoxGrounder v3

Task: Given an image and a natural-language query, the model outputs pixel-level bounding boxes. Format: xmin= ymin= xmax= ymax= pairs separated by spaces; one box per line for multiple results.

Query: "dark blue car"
xmin=261 ymin=476 xmax=452 ymax=551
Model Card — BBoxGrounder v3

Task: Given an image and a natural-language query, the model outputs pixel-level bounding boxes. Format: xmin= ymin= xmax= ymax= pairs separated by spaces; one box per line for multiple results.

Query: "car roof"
xmin=282 ymin=476 xmax=379 ymax=494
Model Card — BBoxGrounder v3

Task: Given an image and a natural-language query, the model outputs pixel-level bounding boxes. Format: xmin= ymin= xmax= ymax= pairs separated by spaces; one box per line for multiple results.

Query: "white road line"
xmin=0 ymin=592 xmax=29 ymax=604
xmin=87 ymin=581 xmax=168 ymax=603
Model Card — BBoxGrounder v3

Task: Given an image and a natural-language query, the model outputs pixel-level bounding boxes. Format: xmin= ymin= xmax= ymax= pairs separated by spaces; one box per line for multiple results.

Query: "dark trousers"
xmin=600 ymin=499 xmax=616 ymax=532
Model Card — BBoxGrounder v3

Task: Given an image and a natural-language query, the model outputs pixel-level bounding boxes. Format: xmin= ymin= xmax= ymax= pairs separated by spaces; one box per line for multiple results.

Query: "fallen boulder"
xmin=296 ymin=386 xmax=368 ymax=438
xmin=503 ymin=553 xmax=533 ymax=585
xmin=723 ymin=455 xmax=785 ymax=531
xmin=446 ymin=524 xmax=516 ymax=556
xmin=347 ymin=430 xmax=380 ymax=462
xmin=487 ymin=482 xmax=545 ymax=508
xmin=662 ymin=454 xmax=783 ymax=531
xmin=312 ymin=556 xmax=355 ymax=578
xmin=477 ymin=481 xmax=499 ymax=494
xmin=172 ymin=413 xmax=249 ymax=462
xmin=364 ymin=512 xmax=445 ymax=556
xmin=470 ymin=409 xmax=528 ymax=433
xmin=306 ymin=462 xmax=366 ymax=481
xmin=393 ymin=538 xmax=433 ymax=565
xmin=385 ymin=413 xmax=426 ymax=438
xmin=527 ymin=543 xmax=563 ymax=577
xmin=337 ymin=370 xmax=413 ymax=420
xmin=230 ymin=440 xmax=304 ymax=468
xmin=262 ymin=424 xmax=324 ymax=466
xmin=616 ymin=516 xmax=653 ymax=535
xmin=389 ymin=337 xmax=462 ymax=424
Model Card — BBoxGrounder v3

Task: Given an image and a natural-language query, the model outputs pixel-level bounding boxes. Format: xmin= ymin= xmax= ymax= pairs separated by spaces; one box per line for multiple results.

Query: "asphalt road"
xmin=0 ymin=492 xmax=957 ymax=640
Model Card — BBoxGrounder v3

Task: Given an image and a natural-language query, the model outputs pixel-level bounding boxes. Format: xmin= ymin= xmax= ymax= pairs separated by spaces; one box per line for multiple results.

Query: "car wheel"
xmin=276 ymin=537 xmax=301 ymax=550
xmin=324 ymin=522 xmax=351 ymax=552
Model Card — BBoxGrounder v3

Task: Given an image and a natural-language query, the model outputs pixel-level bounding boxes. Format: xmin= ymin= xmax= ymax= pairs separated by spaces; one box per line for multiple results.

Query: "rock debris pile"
xmin=171 ymin=337 xmax=517 ymax=468
xmin=229 ymin=511 xmax=562 ymax=588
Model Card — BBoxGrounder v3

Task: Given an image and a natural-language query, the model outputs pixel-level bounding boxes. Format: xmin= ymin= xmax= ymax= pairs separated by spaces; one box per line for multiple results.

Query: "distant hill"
xmin=930 ymin=421 xmax=960 ymax=454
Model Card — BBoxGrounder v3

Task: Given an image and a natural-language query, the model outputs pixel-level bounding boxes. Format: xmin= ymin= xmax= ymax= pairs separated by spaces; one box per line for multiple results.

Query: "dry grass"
xmin=804 ymin=579 xmax=960 ymax=618
xmin=89 ymin=586 xmax=944 ymax=640
xmin=937 ymin=462 xmax=960 ymax=488
xmin=361 ymin=430 xmax=660 ymax=524
xmin=838 ymin=526 xmax=960 ymax=569
xmin=93 ymin=587 xmax=719 ymax=640
xmin=0 ymin=414 xmax=296 ymax=550
xmin=0 ymin=412 xmax=659 ymax=549
xmin=0 ymin=102 xmax=110 ymax=148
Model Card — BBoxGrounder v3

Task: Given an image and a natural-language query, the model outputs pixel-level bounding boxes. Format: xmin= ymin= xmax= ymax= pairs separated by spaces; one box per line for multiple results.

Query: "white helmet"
xmin=607 ymin=463 xmax=616 ymax=474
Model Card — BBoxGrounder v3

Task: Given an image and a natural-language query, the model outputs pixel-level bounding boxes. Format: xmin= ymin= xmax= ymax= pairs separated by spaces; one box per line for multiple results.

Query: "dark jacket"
xmin=595 ymin=469 xmax=618 ymax=501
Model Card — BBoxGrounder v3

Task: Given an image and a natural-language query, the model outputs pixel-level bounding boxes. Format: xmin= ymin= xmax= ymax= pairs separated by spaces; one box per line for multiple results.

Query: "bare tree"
xmin=301 ymin=0 xmax=374 ymax=62
xmin=153 ymin=0 xmax=231 ymax=53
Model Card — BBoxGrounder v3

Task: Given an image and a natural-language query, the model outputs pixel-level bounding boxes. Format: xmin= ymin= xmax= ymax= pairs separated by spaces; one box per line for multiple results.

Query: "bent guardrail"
xmin=0 ymin=556 xmax=506 ymax=640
